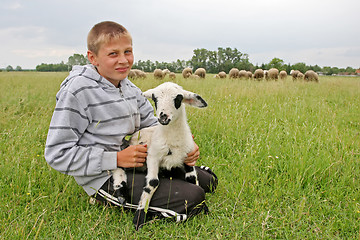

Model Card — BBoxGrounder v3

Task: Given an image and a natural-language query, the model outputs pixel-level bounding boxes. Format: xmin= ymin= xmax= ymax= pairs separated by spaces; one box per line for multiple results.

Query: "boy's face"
xmin=87 ymin=35 xmax=134 ymax=86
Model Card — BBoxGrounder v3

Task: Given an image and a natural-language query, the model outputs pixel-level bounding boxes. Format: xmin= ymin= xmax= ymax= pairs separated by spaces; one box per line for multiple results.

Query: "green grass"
xmin=1 ymin=72 xmax=359 ymax=239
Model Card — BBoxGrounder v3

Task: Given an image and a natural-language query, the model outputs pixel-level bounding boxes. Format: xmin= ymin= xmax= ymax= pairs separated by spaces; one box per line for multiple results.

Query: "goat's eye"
xmin=174 ymin=94 xmax=183 ymax=109
xmin=152 ymin=94 xmax=158 ymax=109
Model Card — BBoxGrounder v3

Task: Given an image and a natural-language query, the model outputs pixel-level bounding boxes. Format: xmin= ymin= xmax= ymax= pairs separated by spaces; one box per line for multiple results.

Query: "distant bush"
xmin=36 ymin=61 xmax=69 ymax=72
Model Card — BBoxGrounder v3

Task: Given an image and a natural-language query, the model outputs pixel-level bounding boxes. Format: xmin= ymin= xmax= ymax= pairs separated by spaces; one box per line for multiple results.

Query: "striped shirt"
xmin=45 ymin=65 xmax=158 ymax=195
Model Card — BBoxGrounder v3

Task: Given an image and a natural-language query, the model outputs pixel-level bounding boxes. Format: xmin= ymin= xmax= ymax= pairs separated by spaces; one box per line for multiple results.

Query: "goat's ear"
xmin=174 ymin=94 xmax=183 ymax=109
xmin=182 ymin=90 xmax=207 ymax=108
xmin=142 ymin=89 xmax=154 ymax=99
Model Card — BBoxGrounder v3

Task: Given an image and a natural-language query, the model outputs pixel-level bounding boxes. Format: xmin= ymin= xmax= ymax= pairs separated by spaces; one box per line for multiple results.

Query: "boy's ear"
xmin=182 ymin=90 xmax=207 ymax=108
xmin=87 ymin=50 xmax=98 ymax=66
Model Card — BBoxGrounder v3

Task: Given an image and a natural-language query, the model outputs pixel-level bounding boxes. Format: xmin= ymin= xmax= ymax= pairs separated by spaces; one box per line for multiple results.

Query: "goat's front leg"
xmin=133 ymin=158 xmax=160 ymax=230
xmin=184 ymin=164 xmax=199 ymax=185
xmin=112 ymin=168 xmax=128 ymax=205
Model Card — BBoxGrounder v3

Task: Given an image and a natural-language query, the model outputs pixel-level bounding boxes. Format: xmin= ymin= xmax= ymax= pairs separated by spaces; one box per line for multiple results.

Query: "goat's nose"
xmin=158 ymin=112 xmax=170 ymax=125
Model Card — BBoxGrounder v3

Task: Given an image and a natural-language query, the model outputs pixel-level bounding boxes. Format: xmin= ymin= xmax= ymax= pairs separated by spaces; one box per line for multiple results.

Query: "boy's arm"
xmin=44 ymin=91 xmax=116 ymax=176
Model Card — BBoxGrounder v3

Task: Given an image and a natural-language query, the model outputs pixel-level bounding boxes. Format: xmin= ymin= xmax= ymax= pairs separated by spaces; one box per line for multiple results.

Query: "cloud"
xmin=134 ymin=42 xmax=196 ymax=63
xmin=12 ymin=48 xmax=78 ymax=59
xmin=0 ymin=26 xmax=85 ymax=68
xmin=343 ymin=47 xmax=360 ymax=58
xmin=3 ymin=2 xmax=23 ymax=10
xmin=0 ymin=26 xmax=47 ymax=44
xmin=1 ymin=0 xmax=359 ymax=69
xmin=249 ymin=47 xmax=360 ymax=68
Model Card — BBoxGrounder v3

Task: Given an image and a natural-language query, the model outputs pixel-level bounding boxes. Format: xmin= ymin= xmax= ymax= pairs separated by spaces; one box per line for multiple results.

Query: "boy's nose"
xmin=117 ymin=54 xmax=128 ymax=64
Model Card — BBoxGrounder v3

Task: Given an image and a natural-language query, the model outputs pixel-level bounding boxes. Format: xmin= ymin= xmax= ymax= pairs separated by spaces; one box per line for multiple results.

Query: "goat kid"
xmin=112 ymin=82 xmax=208 ymax=230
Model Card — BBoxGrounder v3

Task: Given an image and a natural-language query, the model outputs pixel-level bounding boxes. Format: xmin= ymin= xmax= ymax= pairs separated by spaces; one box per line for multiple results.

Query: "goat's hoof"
xmin=117 ymin=196 xmax=126 ymax=206
xmin=133 ymin=209 xmax=146 ymax=231
xmin=114 ymin=188 xmax=127 ymax=206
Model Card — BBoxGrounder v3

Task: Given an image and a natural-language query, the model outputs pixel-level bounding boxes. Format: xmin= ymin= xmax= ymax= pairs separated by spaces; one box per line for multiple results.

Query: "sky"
xmin=1 ymin=0 xmax=359 ymax=70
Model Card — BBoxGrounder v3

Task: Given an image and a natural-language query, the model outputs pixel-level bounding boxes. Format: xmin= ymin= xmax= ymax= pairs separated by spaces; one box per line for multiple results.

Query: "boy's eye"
xmin=109 ymin=52 xmax=117 ymax=56
xmin=125 ymin=50 xmax=132 ymax=54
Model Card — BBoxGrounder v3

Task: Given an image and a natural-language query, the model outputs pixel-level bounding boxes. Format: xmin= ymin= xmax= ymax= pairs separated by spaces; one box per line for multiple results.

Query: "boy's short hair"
xmin=87 ymin=21 xmax=132 ymax=55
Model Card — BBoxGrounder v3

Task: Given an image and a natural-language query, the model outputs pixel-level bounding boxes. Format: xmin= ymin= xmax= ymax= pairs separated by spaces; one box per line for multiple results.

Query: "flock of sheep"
xmin=216 ymin=68 xmax=319 ymax=82
xmin=128 ymin=67 xmax=319 ymax=82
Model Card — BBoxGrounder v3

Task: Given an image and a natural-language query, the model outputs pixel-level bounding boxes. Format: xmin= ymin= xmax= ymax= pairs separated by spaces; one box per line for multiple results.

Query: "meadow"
xmin=0 ymin=71 xmax=359 ymax=239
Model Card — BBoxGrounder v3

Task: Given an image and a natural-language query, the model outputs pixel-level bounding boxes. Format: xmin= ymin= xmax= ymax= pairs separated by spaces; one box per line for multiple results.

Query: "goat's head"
xmin=143 ymin=82 xmax=207 ymax=125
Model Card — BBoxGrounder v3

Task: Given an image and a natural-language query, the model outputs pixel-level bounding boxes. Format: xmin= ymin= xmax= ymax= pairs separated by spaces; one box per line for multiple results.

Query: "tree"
xmin=322 ymin=66 xmax=340 ymax=75
xmin=36 ymin=62 xmax=68 ymax=72
xmin=345 ymin=66 xmax=355 ymax=74
xmin=15 ymin=66 xmax=22 ymax=71
xmin=310 ymin=65 xmax=322 ymax=73
xmin=285 ymin=63 xmax=292 ymax=74
xmin=217 ymin=47 xmax=239 ymax=73
xmin=234 ymin=53 xmax=253 ymax=71
xmin=191 ymin=48 xmax=209 ymax=70
xmin=267 ymin=58 xmax=285 ymax=70
xmin=206 ymin=50 xmax=218 ymax=73
xmin=67 ymin=54 xmax=88 ymax=68
xmin=291 ymin=62 xmax=308 ymax=73
xmin=6 ymin=65 xmax=13 ymax=71
xmin=214 ymin=47 xmax=252 ymax=73
xmin=331 ymin=67 xmax=340 ymax=75
xmin=133 ymin=60 xmax=156 ymax=72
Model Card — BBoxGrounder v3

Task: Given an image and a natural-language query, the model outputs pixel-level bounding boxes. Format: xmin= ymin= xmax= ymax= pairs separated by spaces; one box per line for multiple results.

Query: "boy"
xmin=45 ymin=21 xmax=217 ymax=226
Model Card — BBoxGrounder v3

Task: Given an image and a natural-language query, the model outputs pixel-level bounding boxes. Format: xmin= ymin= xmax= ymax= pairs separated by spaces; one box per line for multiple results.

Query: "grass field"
xmin=0 ymin=72 xmax=359 ymax=239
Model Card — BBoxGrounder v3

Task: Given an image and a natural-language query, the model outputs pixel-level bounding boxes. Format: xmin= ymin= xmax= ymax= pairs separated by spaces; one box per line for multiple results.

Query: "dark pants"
xmin=93 ymin=166 xmax=218 ymax=221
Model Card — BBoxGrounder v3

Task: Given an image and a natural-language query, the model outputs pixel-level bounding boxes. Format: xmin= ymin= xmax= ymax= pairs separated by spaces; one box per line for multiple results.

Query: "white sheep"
xmin=253 ymin=69 xmax=264 ymax=80
xmin=194 ymin=68 xmax=206 ymax=78
xmin=229 ymin=68 xmax=240 ymax=78
xmin=290 ymin=70 xmax=302 ymax=80
xmin=238 ymin=70 xmax=247 ymax=79
xmin=134 ymin=69 xmax=147 ymax=79
xmin=279 ymin=70 xmax=287 ymax=80
xmin=169 ymin=72 xmax=176 ymax=79
xmin=214 ymin=71 xmax=226 ymax=79
xmin=266 ymin=68 xmax=279 ymax=80
xmin=304 ymin=70 xmax=319 ymax=82
xmin=154 ymin=69 xmax=165 ymax=79
xmin=128 ymin=69 xmax=147 ymax=79
xmin=246 ymin=71 xmax=253 ymax=79
xmin=297 ymin=72 xmax=304 ymax=80
xmin=190 ymin=74 xmax=200 ymax=79
xmin=218 ymin=71 xmax=227 ymax=78
xmin=182 ymin=67 xmax=193 ymax=78
xmin=264 ymin=70 xmax=269 ymax=79
xmin=112 ymin=82 xmax=208 ymax=230
xmin=162 ymin=69 xmax=171 ymax=76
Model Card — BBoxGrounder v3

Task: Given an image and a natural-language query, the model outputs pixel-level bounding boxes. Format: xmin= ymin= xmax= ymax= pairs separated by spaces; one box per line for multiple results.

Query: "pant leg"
xmin=125 ymin=168 xmax=206 ymax=217
xmin=93 ymin=166 xmax=217 ymax=221
xmin=196 ymin=166 xmax=218 ymax=193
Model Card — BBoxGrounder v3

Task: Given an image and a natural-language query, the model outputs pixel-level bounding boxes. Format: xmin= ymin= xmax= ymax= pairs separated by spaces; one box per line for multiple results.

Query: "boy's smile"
xmin=88 ymin=35 xmax=134 ymax=87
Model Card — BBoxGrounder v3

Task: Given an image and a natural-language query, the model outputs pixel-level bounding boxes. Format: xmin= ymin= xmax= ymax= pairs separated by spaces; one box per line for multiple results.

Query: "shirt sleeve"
xmin=44 ymin=90 xmax=117 ymax=177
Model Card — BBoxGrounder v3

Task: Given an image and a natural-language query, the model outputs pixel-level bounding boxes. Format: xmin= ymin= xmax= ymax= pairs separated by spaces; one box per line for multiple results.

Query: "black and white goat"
xmin=112 ymin=82 xmax=208 ymax=230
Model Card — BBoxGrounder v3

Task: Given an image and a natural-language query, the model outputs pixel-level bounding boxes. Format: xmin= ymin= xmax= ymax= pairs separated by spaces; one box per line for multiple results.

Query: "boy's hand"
xmin=184 ymin=142 xmax=200 ymax=167
xmin=117 ymin=145 xmax=147 ymax=168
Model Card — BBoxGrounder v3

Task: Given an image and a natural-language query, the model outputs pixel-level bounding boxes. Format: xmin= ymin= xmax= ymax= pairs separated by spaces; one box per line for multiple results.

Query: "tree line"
xmin=132 ymin=48 xmax=358 ymax=76
xmin=2 ymin=48 xmax=358 ymax=75
xmin=35 ymin=54 xmax=89 ymax=72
